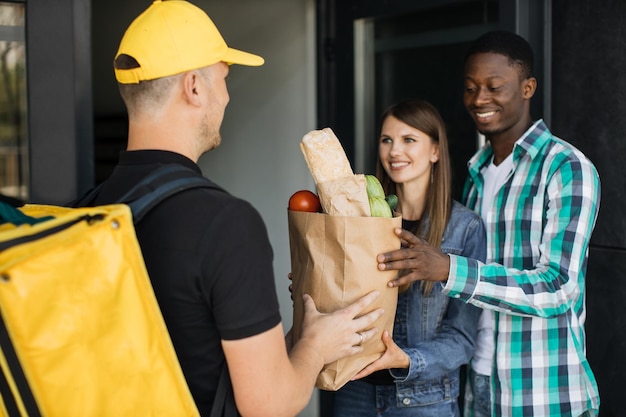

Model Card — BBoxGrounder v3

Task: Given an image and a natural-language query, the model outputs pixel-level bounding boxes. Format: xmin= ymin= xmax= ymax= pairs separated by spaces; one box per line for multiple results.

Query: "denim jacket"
xmin=388 ymin=201 xmax=485 ymax=410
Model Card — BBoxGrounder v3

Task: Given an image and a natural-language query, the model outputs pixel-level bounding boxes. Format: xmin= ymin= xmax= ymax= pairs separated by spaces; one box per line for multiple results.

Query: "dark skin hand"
xmin=377 ymin=228 xmax=450 ymax=287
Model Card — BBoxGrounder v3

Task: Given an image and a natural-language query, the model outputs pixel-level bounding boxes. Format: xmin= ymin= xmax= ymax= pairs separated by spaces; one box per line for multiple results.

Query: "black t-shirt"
xmin=93 ymin=150 xmax=282 ymax=415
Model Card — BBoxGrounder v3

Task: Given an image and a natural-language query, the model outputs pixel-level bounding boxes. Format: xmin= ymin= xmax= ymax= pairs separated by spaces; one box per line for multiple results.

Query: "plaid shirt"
xmin=445 ymin=120 xmax=601 ymax=416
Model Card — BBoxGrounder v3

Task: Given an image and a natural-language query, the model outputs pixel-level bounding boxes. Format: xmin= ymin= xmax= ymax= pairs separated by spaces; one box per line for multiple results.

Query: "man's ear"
xmin=523 ymin=77 xmax=537 ymax=100
xmin=182 ymin=71 xmax=203 ymax=106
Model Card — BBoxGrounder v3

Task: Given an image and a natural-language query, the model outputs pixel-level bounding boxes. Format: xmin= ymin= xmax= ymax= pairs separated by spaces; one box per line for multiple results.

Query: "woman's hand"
xmin=350 ymin=330 xmax=409 ymax=380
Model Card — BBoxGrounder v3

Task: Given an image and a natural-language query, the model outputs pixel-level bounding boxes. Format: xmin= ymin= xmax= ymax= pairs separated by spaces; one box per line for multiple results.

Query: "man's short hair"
xmin=115 ymin=62 xmax=181 ymax=115
xmin=465 ymin=30 xmax=534 ymax=79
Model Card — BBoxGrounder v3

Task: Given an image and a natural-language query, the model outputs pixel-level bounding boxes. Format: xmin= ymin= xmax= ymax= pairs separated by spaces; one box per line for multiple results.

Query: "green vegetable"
xmin=385 ymin=194 xmax=398 ymax=212
xmin=368 ymin=196 xmax=393 ymax=218
xmin=365 ymin=175 xmax=385 ymax=198
xmin=365 ymin=175 xmax=395 ymax=217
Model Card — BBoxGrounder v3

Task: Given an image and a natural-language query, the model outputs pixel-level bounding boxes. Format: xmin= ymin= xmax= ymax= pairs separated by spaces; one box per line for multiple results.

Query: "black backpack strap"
xmin=116 ymin=164 xmax=201 ymax=202
xmin=72 ymin=164 xmax=221 ymax=224
xmin=120 ymin=165 xmax=221 ymax=223
xmin=127 ymin=174 xmax=217 ymax=223
xmin=0 ymin=311 xmax=41 ymax=417
xmin=209 ymin=362 xmax=239 ymax=417
xmin=67 ymin=182 xmax=106 ymax=208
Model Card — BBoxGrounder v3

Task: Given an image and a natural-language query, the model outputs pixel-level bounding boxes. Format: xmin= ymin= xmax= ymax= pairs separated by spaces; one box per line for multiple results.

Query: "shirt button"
xmin=454 ymin=294 xmax=461 ymax=298
xmin=402 ymin=398 xmax=411 ymax=405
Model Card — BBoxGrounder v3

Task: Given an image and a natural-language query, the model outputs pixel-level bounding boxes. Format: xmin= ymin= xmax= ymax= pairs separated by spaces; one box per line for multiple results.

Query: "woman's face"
xmin=378 ymin=115 xmax=439 ymax=188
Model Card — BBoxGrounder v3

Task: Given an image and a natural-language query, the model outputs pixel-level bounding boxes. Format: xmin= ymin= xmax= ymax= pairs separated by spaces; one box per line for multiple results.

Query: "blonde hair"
xmin=115 ymin=54 xmax=185 ymax=117
xmin=376 ymin=99 xmax=452 ymax=295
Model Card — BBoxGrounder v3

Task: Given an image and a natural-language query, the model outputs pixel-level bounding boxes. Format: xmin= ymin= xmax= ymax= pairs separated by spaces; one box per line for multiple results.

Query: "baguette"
xmin=300 ymin=128 xmax=370 ymax=216
xmin=300 ymin=128 xmax=353 ymax=185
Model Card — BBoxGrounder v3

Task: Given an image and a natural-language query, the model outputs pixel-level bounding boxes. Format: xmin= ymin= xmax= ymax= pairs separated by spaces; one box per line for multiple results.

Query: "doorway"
xmin=317 ymin=0 xmax=548 ymax=200
xmin=315 ymin=1 xmax=549 ymax=415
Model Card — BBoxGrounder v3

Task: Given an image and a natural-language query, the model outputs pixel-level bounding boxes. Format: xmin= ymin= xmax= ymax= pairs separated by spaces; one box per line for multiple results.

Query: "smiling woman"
xmin=332 ymin=99 xmax=485 ymax=417
xmin=0 ymin=3 xmax=26 ymax=200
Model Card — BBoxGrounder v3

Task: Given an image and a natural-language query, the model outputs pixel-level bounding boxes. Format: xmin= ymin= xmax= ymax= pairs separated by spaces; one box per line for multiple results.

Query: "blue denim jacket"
xmin=334 ymin=201 xmax=486 ymax=417
xmin=389 ymin=201 xmax=485 ymax=406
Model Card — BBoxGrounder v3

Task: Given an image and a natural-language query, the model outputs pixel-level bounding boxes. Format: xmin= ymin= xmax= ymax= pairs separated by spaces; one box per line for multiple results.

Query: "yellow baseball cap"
xmin=114 ymin=0 xmax=264 ymax=84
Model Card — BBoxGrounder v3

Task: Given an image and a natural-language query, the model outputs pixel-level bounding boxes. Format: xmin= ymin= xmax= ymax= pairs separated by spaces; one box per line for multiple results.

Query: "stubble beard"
xmin=474 ymin=121 xmax=503 ymax=141
xmin=199 ymin=114 xmax=222 ymax=153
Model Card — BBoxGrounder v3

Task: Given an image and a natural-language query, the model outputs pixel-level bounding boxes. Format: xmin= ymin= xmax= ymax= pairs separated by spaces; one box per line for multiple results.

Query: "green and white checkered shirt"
xmin=445 ymin=120 xmax=601 ymax=417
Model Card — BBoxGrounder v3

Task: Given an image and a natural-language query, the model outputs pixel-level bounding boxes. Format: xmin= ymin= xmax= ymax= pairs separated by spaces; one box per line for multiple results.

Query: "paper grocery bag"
xmin=288 ymin=209 xmax=401 ymax=391
xmin=316 ymin=175 xmax=370 ymax=216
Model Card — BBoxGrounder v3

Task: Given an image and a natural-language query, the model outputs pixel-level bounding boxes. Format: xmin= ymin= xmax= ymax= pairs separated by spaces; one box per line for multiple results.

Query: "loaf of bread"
xmin=300 ymin=128 xmax=353 ymax=185
xmin=299 ymin=128 xmax=371 ymax=216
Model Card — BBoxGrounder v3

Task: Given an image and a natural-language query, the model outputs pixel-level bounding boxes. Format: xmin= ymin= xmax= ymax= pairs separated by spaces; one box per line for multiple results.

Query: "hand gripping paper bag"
xmin=288 ymin=209 xmax=401 ymax=391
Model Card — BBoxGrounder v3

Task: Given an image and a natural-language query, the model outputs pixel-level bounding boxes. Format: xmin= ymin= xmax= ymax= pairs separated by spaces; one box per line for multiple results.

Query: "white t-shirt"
xmin=471 ymin=153 xmax=513 ymax=376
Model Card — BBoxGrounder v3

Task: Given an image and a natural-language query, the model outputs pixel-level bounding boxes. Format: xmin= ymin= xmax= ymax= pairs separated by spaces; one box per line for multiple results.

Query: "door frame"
xmin=26 ymin=0 xmax=93 ymax=204
xmin=315 ymin=1 xmax=551 ymax=414
xmin=316 ymin=0 xmax=551 ymax=167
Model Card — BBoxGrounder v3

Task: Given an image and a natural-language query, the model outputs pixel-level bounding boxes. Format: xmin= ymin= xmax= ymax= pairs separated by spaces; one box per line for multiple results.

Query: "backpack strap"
xmin=126 ymin=170 xmax=219 ymax=223
xmin=69 ymin=182 xmax=105 ymax=208
xmin=209 ymin=362 xmax=239 ymax=417
xmin=73 ymin=164 xmax=221 ymax=224
xmin=70 ymin=164 xmax=196 ymax=209
xmin=0 ymin=200 xmax=53 ymax=226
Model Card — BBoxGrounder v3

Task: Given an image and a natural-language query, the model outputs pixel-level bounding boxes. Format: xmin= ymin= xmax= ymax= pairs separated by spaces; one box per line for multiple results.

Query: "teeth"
xmin=391 ymin=162 xmax=408 ymax=168
xmin=476 ymin=111 xmax=495 ymax=118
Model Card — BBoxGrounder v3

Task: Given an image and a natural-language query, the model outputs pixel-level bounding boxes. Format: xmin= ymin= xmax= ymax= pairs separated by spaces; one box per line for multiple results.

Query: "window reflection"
xmin=0 ymin=2 xmax=26 ymax=200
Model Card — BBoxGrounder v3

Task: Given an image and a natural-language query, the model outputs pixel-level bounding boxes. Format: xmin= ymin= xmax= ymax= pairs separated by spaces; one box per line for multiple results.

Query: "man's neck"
xmin=488 ymin=117 xmax=534 ymax=165
xmin=126 ymin=118 xmax=201 ymax=163
xmin=490 ymin=140 xmax=515 ymax=166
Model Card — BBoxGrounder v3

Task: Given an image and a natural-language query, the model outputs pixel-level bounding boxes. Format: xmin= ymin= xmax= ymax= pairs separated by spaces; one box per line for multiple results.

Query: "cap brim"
xmin=224 ymin=47 xmax=264 ymax=66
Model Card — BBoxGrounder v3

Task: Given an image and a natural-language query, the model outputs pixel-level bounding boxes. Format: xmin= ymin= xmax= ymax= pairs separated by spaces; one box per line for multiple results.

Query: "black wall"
xmin=551 ymin=1 xmax=626 ymax=415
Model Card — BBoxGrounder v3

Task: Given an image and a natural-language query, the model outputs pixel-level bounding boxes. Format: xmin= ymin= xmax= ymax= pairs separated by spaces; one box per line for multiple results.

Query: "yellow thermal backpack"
xmin=0 ymin=165 xmax=217 ymax=417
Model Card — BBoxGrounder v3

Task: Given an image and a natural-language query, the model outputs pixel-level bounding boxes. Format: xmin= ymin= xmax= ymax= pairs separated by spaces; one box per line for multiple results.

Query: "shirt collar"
xmin=118 ymin=149 xmax=202 ymax=174
xmin=468 ymin=119 xmax=550 ymax=175
xmin=513 ymin=119 xmax=550 ymax=162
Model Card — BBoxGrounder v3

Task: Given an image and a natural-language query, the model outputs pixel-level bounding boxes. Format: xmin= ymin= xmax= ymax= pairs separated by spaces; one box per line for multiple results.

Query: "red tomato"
xmin=288 ymin=190 xmax=321 ymax=212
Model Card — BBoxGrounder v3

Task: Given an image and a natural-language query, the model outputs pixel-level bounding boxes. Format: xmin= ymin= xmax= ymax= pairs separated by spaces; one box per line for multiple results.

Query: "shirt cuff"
xmin=442 ymin=254 xmax=480 ymax=302
xmin=389 ymin=348 xmax=424 ymax=382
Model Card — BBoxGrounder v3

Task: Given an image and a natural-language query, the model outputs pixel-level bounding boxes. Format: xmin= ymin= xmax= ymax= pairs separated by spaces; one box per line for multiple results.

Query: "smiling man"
xmin=378 ymin=31 xmax=601 ymax=417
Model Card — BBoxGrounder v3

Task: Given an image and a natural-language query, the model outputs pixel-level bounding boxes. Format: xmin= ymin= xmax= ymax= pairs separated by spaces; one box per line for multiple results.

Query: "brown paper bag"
xmin=316 ymin=175 xmax=370 ymax=217
xmin=288 ymin=209 xmax=401 ymax=391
